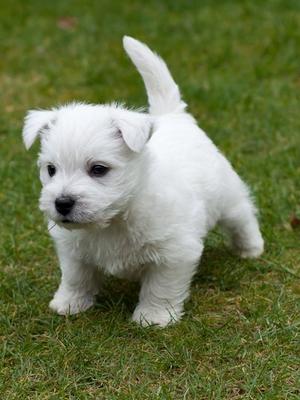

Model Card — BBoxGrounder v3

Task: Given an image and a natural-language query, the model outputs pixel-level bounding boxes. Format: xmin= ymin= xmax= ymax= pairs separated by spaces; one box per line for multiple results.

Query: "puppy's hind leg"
xmin=220 ymin=196 xmax=264 ymax=259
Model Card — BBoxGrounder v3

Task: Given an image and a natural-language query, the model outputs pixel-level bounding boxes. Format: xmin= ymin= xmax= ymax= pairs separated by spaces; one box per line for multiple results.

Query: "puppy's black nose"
xmin=55 ymin=197 xmax=75 ymax=216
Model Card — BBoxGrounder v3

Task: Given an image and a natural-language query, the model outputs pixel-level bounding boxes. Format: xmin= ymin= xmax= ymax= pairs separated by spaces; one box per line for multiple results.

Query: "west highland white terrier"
xmin=22 ymin=37 xmax=264 ymax=326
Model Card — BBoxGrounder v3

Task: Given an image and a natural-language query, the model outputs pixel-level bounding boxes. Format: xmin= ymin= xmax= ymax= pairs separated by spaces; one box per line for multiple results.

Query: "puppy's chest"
xmin=77 ymin=229 xmax=162 ymax=277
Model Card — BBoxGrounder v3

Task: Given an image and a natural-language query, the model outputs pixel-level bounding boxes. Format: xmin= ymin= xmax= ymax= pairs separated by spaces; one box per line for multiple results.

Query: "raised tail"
xmin=123 ymin=36 xmax=186 ymax=116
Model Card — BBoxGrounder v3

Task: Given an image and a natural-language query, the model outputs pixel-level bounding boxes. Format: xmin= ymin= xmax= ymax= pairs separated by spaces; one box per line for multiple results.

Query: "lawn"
xmin=0 ymin=0 xmax=299 ymax=398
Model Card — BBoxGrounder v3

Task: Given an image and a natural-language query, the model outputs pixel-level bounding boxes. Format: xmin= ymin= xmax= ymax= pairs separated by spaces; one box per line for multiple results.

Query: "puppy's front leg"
xmin=132 ymin=246 xmax=202 ymax=327
xmin=49 ymin=246 xmax=100 ymax=315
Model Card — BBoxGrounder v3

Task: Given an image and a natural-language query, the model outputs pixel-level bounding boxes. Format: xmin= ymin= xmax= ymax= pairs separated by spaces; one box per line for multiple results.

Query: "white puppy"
xmin=22 ymin=37 xmax=264 ymax=327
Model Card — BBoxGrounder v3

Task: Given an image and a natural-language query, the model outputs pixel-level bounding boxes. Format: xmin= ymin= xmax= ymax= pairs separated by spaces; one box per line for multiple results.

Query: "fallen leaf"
xmin=57 ymin=16 xmax=78 ymax=31
xmin=290 ymin=214 xmax=300 ymax=229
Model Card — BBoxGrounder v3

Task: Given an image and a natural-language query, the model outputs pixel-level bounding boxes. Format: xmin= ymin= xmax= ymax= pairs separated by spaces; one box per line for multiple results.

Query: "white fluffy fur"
xmin=22 ymin=36 xmax=264 ymax=327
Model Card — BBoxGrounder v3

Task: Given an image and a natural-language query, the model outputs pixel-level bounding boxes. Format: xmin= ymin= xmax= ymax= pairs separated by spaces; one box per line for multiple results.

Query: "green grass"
xmin=0 ymin=0 xmax=299 ymax=398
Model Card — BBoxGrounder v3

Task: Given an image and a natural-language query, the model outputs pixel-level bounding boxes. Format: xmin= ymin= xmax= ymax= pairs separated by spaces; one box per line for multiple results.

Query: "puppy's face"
xmin=23 ymin=104 xmax=151 ymax=228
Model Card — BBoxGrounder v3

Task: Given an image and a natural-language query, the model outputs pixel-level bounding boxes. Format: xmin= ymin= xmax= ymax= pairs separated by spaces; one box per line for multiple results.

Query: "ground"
xmin=0 ymin=0 xmax=299 ymax=399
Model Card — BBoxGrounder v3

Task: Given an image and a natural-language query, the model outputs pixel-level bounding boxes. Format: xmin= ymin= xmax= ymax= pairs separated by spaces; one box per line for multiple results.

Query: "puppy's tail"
xmin=123 ymin=36 xmax=186 ymax=115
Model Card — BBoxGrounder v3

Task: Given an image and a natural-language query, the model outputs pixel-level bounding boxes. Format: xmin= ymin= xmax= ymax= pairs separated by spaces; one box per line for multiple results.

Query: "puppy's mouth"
xmin=58 ymin=219 xmax=87 ymax=230
xmin=57 ymin=217 xmax=95 ymax=230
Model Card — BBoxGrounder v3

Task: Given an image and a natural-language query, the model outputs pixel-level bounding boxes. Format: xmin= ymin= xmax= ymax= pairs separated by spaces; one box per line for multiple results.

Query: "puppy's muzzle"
xmin=55 ymin=196 xmax=75 ymax=216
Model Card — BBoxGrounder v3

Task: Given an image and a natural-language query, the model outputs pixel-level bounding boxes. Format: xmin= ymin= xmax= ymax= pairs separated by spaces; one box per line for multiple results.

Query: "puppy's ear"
xmin=22 ymin=109 xmax=56 ymax=149
xmin=117 ymin=113 xmax=152 ymax=152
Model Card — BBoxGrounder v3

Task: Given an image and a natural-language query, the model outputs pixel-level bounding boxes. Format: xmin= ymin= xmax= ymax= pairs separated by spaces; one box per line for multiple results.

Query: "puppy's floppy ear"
xmin=22 ymin=109 xmax=56 ymax=150
xmin=116 ymin=112 xmax=152 ymax=152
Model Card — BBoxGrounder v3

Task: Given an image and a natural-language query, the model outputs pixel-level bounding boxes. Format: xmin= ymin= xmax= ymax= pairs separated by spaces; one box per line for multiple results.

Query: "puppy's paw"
xmin=49 ymin=293 xmax=95 ymax=315
xmin=234 ymin=239 xmax=264 ymax=259
xmin=132 ymin=304 xmax=181 ymax=327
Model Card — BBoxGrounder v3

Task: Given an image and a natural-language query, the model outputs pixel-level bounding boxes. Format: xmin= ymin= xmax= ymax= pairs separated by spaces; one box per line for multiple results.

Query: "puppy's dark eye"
xmin=89 ymin=164 xmax=109 ymax=177
xmin=47 ymin=164 xmax=56 ymax=177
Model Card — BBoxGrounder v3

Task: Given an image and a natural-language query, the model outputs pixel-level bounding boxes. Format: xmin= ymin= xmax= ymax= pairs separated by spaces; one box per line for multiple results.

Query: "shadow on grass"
xmin=194 ymin=244 xmax=245 ymax=290
xmin=94 ymin=279 xmax=139 ymax=316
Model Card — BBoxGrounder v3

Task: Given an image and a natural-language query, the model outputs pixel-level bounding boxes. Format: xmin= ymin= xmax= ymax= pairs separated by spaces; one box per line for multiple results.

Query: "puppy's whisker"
xmin=48 ymin=222 xmax=57 ymax=232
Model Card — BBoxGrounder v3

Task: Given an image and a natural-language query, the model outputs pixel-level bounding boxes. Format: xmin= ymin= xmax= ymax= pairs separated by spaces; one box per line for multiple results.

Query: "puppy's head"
xmin=23 ymin=103 xmax=152 ymax=228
